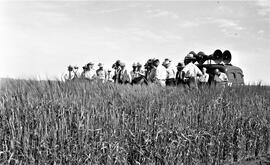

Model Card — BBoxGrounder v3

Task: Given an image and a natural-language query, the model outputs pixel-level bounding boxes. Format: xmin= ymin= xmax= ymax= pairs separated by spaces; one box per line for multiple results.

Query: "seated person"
xmin=214 ymin=69 xmax=228 ymax=86
xmin=198 ymin=67 xmax=209 ymax=85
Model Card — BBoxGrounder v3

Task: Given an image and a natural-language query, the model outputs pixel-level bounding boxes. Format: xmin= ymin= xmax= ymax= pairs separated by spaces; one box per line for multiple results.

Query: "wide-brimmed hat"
xmin=188 ymin=51 xmax=196 ymax=56
xmin=164 ymin=58 xmax=171 ymax=62
xmin=153 ymin=59 xmax=159 ymax=63
xmin=163 ymin=58 xmax=171 ymax=65
xmin=185 ymin=54 xmax=196 ymax=60
xmin=132 ymin=63 xmax=137 ymax=67
xmin=115 ymin=60 xmax=121 ymax=65
xmin=120 ymin=62 xmax=125 ymax=67
xmin=176 ymin=62 xmax=185 ymax=68
xmin=98 ymin=63 xmax=103 ymax=67
xmin=68 ymin=65 xmax=73 ymax=69
xmin=137 ymin=62 xmax=142 ymax=67
xmin=87 ymin=62 xmax=94 ymax=66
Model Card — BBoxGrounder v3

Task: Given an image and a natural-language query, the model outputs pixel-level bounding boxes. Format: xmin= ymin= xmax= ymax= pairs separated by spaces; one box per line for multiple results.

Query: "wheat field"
xmin=0 ymin=79 xmax=269 ymax=164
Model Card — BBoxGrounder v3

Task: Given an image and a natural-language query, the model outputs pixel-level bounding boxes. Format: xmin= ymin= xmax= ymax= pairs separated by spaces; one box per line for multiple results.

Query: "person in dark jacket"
xmin=175 ymin=62 xmax=185 ymax=86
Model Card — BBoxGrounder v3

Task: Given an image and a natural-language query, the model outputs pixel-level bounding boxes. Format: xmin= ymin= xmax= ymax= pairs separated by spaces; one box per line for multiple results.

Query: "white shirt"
xmin=84 ymin=69 xmax=96 ymax=80
xmin=96 ymin=68 xmax=106 ymax=80
xmin=199 ymin=73 xmax=209 ymax=82
xmin=107 ymin=71 xmax=114 ymax=82
xmin=214 ymin=72 xmax=228 ymax=82
xmin=182 ymin=63 xmax=202 ymax=78
xmin=166 ymin=66 xmax=176 ymax=79
xmin=62 ymin=71 xmax=75 ymax=81
xmin=130 ymin=70 xmax=137 ymax=81
xmin=156 ymin=65 xmax=167 ymax=80
xmin=137 ymin=70 xmax=145 ymax=77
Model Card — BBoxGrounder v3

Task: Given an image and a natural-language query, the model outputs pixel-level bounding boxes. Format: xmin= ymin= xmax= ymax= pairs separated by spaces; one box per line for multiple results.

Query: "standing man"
xmin=175 ymin=62 xmax=185 ymax=86
xmin=136 ymin=62 xmax=145 ymax=77
xmin=182 ymin=54 xmax=203 ymax=89
xmin=112 ymin=60 xmax=121 ymax=83
xmin=73 ymin=66 xmax=80 ymax=79
xmin=198 ymin=67 xmax=209 ymax=86
xmin=132 ymin=62 xmax=147 ymax=85
xmin=149 ymin=59 xmax=167 ymax=87
xmin=118 ymin=62 xmax=130 ymax=84
xmin=148 ymin=59 xmax=158 ymax=83
xmin=62 ymin=65 xmax=75 ymax=82
xmin=130 ymin=63 xmax=138 ymax=82
xmin=84 ymin=62 xmax=96 ymax=81
xmin=96 ymin=63 xmax=106 ymax=82
xmin=163 ymin=58 xmax=176 ymax=86
xmin=80 ymin=65 xmax=88 ymax=79
xmin=145 ymin=59 xmax=154 ymax=81
xmin=106 ymin=69 xmax=114 ymax=82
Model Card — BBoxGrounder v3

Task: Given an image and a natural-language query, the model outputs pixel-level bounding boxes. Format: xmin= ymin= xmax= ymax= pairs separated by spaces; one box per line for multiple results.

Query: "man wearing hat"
xmin=80 ymin=65 xmax=88 ymax=79
xmin=136 ymin=62 xmax=144 ymax=77
xmin=175 ymin=62 xmax=185 ymax=86
xmin=198 ymin=67 xmax=209 ymax=86
xmin=163 ymin=58 xmax=176 ymax=86
xmin=73 ymin=66 xmax=80 ymax=79
xmin=112 ymin=60 xmax=121 ymax=83
xmin=84 ymin=62 xmax=96 ymax=80
xmin=130 ymin=63 xmax=138 ymax=82
xmin=118 ymin=62 xmax=130 ymax=84
xmin=144 ymin=59 xmax=154 ymax=81
xmin=149 ymin=59 xmax=167 ymax=86
xmin=181 ymin=53 xmax=202 ymax=89
xmin=106 ymin=69 xmax=114 ymax=82
xmin=62 ymin=65 xmax=75 ymax=82
xmin=96 ymin=63 xmax=106 ymax=82
xmin=148 ymin=59 xmax=158 ymax=82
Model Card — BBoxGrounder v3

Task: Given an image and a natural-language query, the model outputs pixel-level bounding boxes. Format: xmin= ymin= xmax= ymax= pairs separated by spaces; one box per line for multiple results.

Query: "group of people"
xmin=62 ymin=62 xmax=113 ymax=83
xmin=62 ymin=53 xmax=229 ymax=88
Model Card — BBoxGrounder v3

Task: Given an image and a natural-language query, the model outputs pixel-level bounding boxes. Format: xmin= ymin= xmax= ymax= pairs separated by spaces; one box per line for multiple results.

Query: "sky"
xmin=0 ymin=0 xmax=269 ymax=84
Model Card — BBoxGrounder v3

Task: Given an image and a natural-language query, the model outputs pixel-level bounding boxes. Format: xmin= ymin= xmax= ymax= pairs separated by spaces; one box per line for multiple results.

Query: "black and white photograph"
xmin=0 ymin=0 xmax=269 ymax=164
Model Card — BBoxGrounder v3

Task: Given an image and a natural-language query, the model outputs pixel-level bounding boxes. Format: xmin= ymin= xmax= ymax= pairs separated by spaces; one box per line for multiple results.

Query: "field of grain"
xmin=0 ymin=79 xmax=269 ymax=164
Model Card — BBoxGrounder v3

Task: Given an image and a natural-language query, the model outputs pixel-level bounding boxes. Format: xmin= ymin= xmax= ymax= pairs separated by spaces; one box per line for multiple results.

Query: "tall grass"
xmin=0 ymin=79 xmax=269 ymax=164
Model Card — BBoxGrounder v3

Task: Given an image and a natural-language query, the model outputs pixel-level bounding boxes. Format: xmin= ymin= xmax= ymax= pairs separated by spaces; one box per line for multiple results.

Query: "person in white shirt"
xmin=198 ymin=67 xmax=209 ymax=85
xmin=214 ymin=68 xmax=228 ymax=87
xmin=62 ymin=65 xmax=75 ymax=82
xmin=150 ymin=59 xmax=167 ymax=87
xmin=96 ymin=63 xmax=106 ymax=82
xmin=84 ymin=62 xmax=96 ymax=81
xmin=106 ymin=69 xmax=114 ymax=82
xmin=182 ymin=54 xmax=202 ymax=89
xmin=130 ymin=63 xmax=138 ymax=82
xmin=163 ymin=58 xmax=176 ymax=86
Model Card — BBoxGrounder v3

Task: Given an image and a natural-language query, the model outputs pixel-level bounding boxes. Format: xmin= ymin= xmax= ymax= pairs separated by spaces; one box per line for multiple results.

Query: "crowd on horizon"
xmin=62 ymin=53 xmax=229 ymax=89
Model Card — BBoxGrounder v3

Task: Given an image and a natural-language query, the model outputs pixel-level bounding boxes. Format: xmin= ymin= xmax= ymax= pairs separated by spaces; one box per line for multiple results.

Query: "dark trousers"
xmin=185 ymin=77 xmax=198 ymax=89
xmin=166 ymin=78 xmax=176 ymax=86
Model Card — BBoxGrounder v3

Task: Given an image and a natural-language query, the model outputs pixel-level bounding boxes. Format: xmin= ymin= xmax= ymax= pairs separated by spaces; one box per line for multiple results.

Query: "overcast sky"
xmin=0 ymin=0 xmax=269 ymax=84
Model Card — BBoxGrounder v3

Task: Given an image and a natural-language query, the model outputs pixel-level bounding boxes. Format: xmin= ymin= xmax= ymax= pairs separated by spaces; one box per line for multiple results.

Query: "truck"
xmin=193 ymin=49 xmax=244 ymax=86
